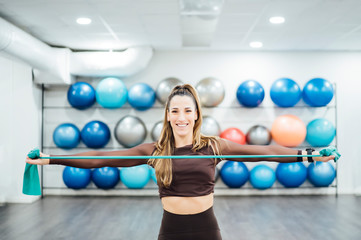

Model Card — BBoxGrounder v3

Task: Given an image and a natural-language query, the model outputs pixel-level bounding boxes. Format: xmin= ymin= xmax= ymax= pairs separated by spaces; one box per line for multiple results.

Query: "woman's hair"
xmin=148 ymin=84 xmax=221 ymax=188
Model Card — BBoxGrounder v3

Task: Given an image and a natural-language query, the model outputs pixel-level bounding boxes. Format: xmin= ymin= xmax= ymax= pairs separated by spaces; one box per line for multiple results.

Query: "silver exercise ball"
xmin=246 ymin=125 xmax=272 ymax=145
xmin=156 ymin=78 xmax=183 ymax=105
xmin=114 ymin=116 xmax=147 ymax=148
xmin=215 ymin=167 xmax=220 ymax=182
xmin=196 ymin=77 xmax=225 ymax=107
xmin=151 ymin=121 xmax=163 ymax=141
xmin=201 ymin=116 xmax=221 ymax=136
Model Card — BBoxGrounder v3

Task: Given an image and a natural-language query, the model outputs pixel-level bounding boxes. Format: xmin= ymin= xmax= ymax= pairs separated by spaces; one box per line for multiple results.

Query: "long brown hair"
xmin=148 ymin=84 xmax=221 ymax=187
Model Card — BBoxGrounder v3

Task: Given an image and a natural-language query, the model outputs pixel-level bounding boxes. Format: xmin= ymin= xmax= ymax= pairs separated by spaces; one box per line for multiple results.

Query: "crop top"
xmin=49 ymin=139 xmax=299 ymax=198
xmin=157 ymin=144 xmax=221 ymax=198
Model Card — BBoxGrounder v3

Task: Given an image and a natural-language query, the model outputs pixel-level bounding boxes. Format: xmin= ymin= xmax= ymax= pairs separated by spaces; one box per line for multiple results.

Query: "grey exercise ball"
xmin=114 ymin=116 xmax=147 ymax=148
xmin=196 ymin=77 xmax=225 ymax=107
xmin=156 ymin=77 xmax=183 ymax=105
xmin=201 ymin=116 xmax=221 ymax=136
xmin=246 ymin=125 xmax=272 ymax=145
xmin=151 ymin=121 xmax=163 ymax=141
xmin=215 ymin=167 xmax=220 ymax=182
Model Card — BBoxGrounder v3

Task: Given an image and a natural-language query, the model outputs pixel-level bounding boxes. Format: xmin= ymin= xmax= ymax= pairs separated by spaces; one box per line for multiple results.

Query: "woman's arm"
xmin=219 ymin=139 xmax=335 ymax=163
xmin=25 ymin=143 xmax=156 ymax=168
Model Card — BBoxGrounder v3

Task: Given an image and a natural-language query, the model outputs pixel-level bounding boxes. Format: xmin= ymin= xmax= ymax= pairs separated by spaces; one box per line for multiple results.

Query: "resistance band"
xmin=23 ymin=146 xmax=340 ymax=196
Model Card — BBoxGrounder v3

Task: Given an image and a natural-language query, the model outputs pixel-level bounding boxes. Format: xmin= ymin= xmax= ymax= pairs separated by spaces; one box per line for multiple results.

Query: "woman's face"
xmin=167 ymin=95 xmax=198 ymax=139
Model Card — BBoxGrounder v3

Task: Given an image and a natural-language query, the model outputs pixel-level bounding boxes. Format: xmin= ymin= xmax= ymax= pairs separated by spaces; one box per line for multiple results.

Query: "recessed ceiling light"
xmin=269 ymin=16 xmax=285 ymax=24
xmin=76 ymin=17 xmax=92 ymax=25
xmin=249 ymin=41 xmax=263 ymax=48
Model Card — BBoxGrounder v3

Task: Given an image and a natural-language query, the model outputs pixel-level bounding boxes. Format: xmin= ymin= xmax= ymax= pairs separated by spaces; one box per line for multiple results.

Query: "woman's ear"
xmin=195 ymin=110 xmax=198 ymax=120
xmin=167 ymin=110 xmax=170 ymax=121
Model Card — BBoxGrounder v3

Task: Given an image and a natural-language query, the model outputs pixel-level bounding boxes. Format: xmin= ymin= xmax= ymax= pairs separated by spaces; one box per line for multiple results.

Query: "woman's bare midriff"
xmin=161 ymin=193 xmax=214 ymax=215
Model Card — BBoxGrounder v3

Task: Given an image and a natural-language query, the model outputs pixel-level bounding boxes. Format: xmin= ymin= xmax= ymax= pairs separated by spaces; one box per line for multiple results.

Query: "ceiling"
xmin=1 ymin=0 xmax=361 ymax=51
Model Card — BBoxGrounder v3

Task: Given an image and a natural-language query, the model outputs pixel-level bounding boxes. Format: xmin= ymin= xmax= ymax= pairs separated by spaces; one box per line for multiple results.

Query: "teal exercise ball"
xmin=306 ymin=118 xmax=336 ymax=147
xmin=120 ymin=164 xmax=151 ymax=189
xmin=96 ymin=77 xmax=127 ymax=108
xmin=249 ymin=165 xmax=276 ymax=189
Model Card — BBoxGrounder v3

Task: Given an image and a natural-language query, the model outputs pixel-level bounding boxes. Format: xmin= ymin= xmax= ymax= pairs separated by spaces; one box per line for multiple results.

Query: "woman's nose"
xmin=178 ymin=112 xmax=186 ymax=120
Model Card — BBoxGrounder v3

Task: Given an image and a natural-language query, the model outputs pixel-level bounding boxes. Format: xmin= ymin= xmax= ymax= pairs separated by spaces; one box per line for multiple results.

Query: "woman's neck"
xmin=174 ymin=134 xmax=193 ymax=148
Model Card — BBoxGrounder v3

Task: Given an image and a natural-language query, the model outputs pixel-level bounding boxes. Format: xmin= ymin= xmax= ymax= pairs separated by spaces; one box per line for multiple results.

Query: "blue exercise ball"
xmin=270 ymin=78 xmax=301 ymax=107
xmin=91 ymin=167 xmax=120 ymax=189
xmin=220 ymin=161 xmax=249 ymax=188
xmin=120 ymin=164 xmax=151 ymax=189
xmin=308 ymin=162 xmax=336 ymax=187
xmin=276 ymin=162 xmax=307 ymax=188
xmin=81 ymin=120 xmax=110 ymax=148
xmin=150 ymin=167 xmax=157 ymax=183
xmin=236 ymin=80 xmax=265 ymax=107
xmin=249 ymin=165 xmax=276 ymax=189
xmin=67 ymin=82 xmax=96 ymax=110
xmin=63 ymin=167 xmax=91 ymax=189
xmin=96 ymin=77 xmax=128 ymax=108
xmin=53 ymin=123 xmax=81 ymax=149
xmin=303 ymin=78 xmax=334 ymax=107
xmin=128 ymin=83 xmax=156 ymax=111
xmin=306 ymin=118 xmax=336 ymax=147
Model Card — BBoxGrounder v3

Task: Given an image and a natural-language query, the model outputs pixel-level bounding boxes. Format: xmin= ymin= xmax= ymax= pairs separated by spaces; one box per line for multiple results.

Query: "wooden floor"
xmin=1 ymin=195 xmax=361 ymax=240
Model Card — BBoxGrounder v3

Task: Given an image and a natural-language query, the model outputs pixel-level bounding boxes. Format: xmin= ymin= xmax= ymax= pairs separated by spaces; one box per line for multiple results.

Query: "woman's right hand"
xmin=26 ymin=152 xmax=50 ymax=165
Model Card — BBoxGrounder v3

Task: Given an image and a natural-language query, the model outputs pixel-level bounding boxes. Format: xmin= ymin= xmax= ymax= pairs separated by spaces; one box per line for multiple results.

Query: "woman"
xmin=26 ymin=84 xmax=335 ymax=240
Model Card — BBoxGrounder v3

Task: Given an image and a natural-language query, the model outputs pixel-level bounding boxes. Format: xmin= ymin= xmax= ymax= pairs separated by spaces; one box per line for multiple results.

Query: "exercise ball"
xmin=67 ymin=82 xmax=95 ymax=110
xmin=236 ymin=80 xmax=265 ymax=107
xmin=308 ymin=162 xmax=336 ymax=187
xmin=249 ymin=165 xmax=276 ymax=189
xmin=270 ymin=78 xmax=301 ymax=107
xmin=306 ymin=118 xmax=336 ymax=147
xmin=120 ymin=164 xmax=151 ymax=189
xmin=246 ymin=125 xmax=272 ymax=145
xmin=220 ymin=128 xmax=246 ymax=145
xmin=303 ymin=78 xmax=334 ymax=107
xmin=63 ymin=167 xmax=91 ymax=189
xmin=156 ymin=77 xmax=183 ymax=104
xmin=53 ymin=123 xmax=81 ymax=149
xmin=151 ymin=121 xmax=163 ymax=141
xmin=276 ymin=162 xmax=307 ymax=188
xmin=271 ymin=115 xmax=306 ymax=147
xmin=114 ymin=116 xmax=147 ymax=148
xmin=91 ymin=167 xmax=120 ymax=189
xmin=201 ymin=116 xmax=221 ymax=136
xmin=220 ymin=161 xmax=249 ymax=188
xmin=81 ymin=120 xmax=111 ymax=148
xmin=215 ymin=167 xmax=220 ymax=182
xmin=96 ymin=77 xmax=127 ymax=108
xmin=150 ymin=167 xmax=157 ymax=183
xmin=128 ymin=83 xmax=156 ymax=111
xmin=196 ymin=77 xmax=225 ymax=107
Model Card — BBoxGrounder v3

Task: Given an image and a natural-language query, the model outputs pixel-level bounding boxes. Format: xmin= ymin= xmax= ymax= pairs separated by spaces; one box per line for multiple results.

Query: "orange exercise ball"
xmin=220 ymin=127 xmax=246 ymax=145
xmin=271 ymin=115 xmax=306 ymax=147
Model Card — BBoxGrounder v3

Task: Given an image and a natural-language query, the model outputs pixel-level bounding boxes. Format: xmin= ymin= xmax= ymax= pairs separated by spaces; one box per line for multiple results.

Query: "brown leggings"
xmin=158 ymin=207 xmax=222 ymax=240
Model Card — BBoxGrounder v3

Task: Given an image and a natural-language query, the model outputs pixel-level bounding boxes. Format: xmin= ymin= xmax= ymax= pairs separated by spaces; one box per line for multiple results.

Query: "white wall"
xmin=0 ymin=54 xmax=42 ymax=203
xmin=42 ymin=50 xmax=360 ymax=195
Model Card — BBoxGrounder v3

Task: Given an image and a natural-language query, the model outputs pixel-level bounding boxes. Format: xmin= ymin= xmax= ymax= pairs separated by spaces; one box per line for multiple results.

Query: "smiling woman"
xmin=26 ymin=84 xmax=336 ymax=240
